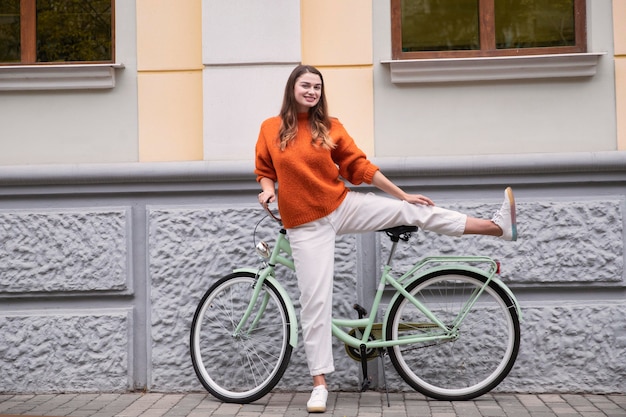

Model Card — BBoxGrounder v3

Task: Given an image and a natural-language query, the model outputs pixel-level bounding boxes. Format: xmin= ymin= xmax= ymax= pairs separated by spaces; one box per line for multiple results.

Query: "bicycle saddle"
xmin=379 ymin=225 xmax=418 ymax=242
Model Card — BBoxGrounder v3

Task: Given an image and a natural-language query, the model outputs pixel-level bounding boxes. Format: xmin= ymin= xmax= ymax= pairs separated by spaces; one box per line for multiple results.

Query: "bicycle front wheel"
xmin=386 ymin=270 xmax=520 ymax=401
xmin=190 ymin=272 xmax=292 ymax=403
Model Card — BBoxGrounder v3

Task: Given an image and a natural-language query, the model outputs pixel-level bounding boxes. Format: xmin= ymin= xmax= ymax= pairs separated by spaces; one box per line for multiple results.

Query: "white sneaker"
xmin=306 ymin=385 xmax=328 ymax=413
xmin=492 ymin=187 xmax=517 ymax=241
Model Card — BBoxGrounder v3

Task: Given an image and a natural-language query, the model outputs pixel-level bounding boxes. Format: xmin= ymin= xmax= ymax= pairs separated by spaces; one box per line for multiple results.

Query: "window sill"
xmin=381 ymin=52 xmax=605 ymax=83
xmin=0 ymin=63 xmax=125 ymax=91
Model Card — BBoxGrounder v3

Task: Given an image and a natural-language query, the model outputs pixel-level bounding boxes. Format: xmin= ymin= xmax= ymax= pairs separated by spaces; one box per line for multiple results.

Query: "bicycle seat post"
xmin=386 ymin=240 xmax=399 ymax=267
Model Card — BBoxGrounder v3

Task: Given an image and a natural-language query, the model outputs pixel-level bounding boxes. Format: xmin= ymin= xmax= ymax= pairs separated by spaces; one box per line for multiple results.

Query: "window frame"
xmin=391 ymin=0 xmax=587 ymax=60
xmin=10 ymin=0 xmax=115 ymax=65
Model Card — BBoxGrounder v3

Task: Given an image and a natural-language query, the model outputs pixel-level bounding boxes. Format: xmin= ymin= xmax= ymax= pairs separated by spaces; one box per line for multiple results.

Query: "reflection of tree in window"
xmin=495 ymin=0 xmax=575 ymax=49
xmin=0 ymin=0 xmax=21 ymax=63
xmin=37 ymin=0 xmax=112 ymax=62
xmin=401 ymin=0 xmax=479 ymax=52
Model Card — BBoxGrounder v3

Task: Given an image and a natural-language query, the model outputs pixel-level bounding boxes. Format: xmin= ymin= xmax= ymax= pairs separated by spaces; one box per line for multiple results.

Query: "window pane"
xmin=495 ymin=0 xmax=575 ymax=49
xmin=401 ymin=0 xmax=479 ymax=52
xmin=0 ymin=0 xmax=20 ymax=62
xmin=36 ymin=0 xmax=112 ymax=62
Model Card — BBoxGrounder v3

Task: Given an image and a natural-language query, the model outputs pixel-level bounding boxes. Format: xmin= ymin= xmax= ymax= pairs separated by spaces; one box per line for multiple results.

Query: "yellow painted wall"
xmin=615 ymin=0 xmax=626 ymax=151
xmin=136 ymin=0 xmax=204 ymax=161
xmin=137 ymin=71 xmax=203 ymax=161
xmin=322 ymin=67 xmax=375 ymax=156
xmin=300 ymin=0 xmax=375 ymax=156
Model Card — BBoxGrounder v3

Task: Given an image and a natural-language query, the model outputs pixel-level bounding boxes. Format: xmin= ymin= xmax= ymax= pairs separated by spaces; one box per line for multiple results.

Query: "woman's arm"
xmin=371 ymin=170 xmax=435 ymax=206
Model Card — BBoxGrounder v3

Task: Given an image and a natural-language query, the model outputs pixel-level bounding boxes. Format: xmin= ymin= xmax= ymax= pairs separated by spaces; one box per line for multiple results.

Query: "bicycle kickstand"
xmin=359 ymin=344 xmax=371 ymax=392
xmin=354 ymin=304 xmax=372 ymax=392
xmin=358 ymin=345 xmax=391 ymax=407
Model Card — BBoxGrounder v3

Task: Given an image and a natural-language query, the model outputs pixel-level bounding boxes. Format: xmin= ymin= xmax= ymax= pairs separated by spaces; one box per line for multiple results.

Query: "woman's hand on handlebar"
xmin=258 ymin=190 xmax=276 ymax=207
xmin=258 ymin=191 xmax=282 ymax=224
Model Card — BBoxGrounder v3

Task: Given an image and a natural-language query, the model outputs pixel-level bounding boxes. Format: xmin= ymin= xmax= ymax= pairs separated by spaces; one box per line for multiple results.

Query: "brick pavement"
xmin=0 ymin=392 xmax=624 ymax=417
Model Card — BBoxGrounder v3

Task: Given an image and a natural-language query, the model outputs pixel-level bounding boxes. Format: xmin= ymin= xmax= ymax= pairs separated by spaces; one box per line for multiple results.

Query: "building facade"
xmin=0 ymin=0 xmax=625 ymax=394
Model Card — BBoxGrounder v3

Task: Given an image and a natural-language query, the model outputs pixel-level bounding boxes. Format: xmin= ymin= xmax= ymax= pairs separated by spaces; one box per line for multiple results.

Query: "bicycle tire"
xmin=190 ymin=272 xmax=292 ymax=403
xmin=386 ymin=270 xmax=520 ymax=401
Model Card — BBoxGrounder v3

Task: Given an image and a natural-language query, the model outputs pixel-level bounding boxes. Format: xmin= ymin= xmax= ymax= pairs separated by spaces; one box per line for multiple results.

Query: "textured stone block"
xmin=0 ymin=310 xmax=131 ymax=393
xmin=0 ymin=208 xmax=130 ymax=293
xmin=500 ymin=303 xmax=626 ymax=393
xmin=381 ymin=199 xmax=624 ymax=284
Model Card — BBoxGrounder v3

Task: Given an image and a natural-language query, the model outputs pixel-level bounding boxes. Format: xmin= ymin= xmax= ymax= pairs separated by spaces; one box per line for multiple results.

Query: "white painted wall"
xmin=0 ymin=0 xmax=139 ymax=165
xmin=201 ymin=0 xmax=301 ymax=161
xmin=371 ymin=1 xmax=617 ymax=157
xmin=203 ymin=65 xmax=296 ymax=161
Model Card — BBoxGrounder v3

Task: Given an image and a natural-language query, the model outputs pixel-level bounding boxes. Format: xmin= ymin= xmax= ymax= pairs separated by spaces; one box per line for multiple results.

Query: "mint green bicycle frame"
xmin=234 ymin=228 xmax=522 ymax=351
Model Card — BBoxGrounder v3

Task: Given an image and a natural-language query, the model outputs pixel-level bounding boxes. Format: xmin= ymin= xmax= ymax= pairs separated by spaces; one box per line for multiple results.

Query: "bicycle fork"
xmin=231 ymin=266 xmax=300 ymax=348
xmin=232 ymin=273 xmax=271 ymax=338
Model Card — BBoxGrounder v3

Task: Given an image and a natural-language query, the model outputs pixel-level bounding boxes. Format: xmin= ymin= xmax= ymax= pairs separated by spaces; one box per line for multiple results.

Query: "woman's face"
xmin=294 ymin=72 xmax=322 ymax=112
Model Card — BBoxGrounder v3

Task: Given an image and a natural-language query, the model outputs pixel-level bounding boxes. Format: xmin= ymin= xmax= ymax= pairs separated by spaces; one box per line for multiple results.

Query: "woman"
xmin=255 ymin=65 xmax=516 ymax=413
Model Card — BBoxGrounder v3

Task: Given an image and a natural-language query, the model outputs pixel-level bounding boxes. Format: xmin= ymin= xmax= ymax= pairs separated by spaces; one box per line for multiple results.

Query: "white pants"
xmin=286 ymin=191 xmax=467 ymax=376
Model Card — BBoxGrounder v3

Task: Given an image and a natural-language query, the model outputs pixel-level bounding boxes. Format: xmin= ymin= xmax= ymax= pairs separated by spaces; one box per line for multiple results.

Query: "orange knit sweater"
xmin=255 ymin=113 xmax=379 ymax=228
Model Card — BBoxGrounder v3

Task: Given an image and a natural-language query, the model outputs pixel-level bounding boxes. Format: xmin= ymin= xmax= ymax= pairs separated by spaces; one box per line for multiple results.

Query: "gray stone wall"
xmin=0 ymin=156 xmax=625 ymax=395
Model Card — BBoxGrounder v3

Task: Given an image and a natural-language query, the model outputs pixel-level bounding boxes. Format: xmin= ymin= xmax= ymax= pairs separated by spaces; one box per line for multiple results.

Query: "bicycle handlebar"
xmin=263 ymin=201 xmax=282 ymax=225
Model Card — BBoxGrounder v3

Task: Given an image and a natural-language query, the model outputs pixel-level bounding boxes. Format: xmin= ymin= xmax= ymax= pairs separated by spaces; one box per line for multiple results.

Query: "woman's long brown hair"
xmin=278 ymin=65 xmax=335 ymax=151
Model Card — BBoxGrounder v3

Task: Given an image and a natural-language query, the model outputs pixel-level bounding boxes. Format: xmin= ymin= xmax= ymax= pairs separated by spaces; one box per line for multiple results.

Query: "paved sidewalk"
xmin=0 ymin=392 xmax=625 ymax=417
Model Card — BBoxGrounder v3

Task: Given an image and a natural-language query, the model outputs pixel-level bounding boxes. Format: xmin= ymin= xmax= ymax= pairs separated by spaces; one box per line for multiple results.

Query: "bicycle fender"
xmin=233 ymin=267 xmax=299 ymax=347
xmin=489 ymin=275 xmax=523 ymax=321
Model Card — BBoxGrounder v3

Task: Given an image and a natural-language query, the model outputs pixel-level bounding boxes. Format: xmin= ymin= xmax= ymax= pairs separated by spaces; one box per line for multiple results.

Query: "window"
xmin=391 ymin=0 xmax=586 ymax=60
xmin=0 ymin=0 xmax=114 ymax=64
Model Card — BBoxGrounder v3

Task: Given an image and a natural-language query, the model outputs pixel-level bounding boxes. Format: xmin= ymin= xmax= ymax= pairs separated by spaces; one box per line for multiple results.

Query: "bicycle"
xmin=190 ymin=205 xmax=521 ymax=404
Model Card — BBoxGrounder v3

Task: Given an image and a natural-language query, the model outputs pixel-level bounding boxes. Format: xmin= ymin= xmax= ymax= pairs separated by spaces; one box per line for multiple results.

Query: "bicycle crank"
xmin=345 ymin=326 xmax=381 ymax=361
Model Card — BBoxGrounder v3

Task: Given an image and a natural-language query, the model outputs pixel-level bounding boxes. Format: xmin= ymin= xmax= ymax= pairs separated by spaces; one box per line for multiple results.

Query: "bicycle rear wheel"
xmin=190 ymin=272 xmax=292 ymax=403
xmin=386 ymin=270 xmax=520 ymax=401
